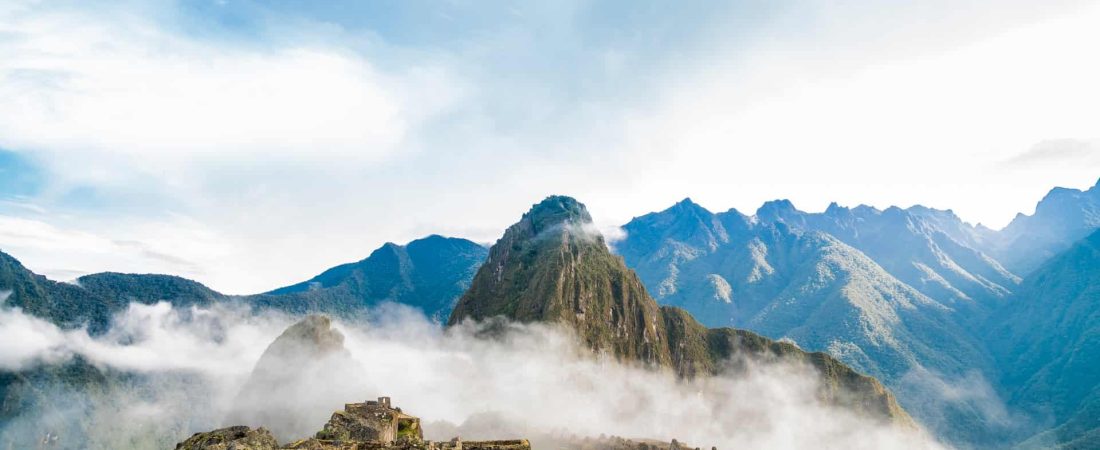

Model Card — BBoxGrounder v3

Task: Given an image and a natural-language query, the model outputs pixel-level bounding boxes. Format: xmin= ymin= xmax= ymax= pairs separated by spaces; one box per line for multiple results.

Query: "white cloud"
xmin=0 ymin=303 xmax=945 ymax=449
xmin=0 ymin=0 xmax=1097 ymax=292
xmin=0 ymin=214 xmax=229 ymax=282
xmin=0 ymin=302 xmax=71 ymax=370
xmin=608 ymin=2 xmax=1100 ymax=231
xmin=1003 ymin=139 xmax=1100 ymax=167
xmin=0 ymin=2 xmax=461 ymax=165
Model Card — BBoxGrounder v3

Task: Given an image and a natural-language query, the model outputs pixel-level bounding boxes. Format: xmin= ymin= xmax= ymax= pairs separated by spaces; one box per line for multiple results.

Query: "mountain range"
xmin=447 ymin=195 xmax=911 ymax=426
xmin=614 ymin=180 xmax=1100 ymax=448
xmin=615 ymin=198 xmax=1001 ymax=445
xmin=261 ymin=235 xmax=488 ymax=321
xmin=3 ymin=179 xmax=1100 ymax=448
xmin=991 ymin=182 xmax=1100 ymax=275
xmin=0 ymin=234 xmax=487 ymax=333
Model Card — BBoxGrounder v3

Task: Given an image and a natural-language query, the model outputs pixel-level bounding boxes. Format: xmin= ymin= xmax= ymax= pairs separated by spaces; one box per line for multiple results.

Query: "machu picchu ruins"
xmin=175 ymin=396 xmax=701 ymax=450
xmin=176 ymin=397 xmax=531 ymax=450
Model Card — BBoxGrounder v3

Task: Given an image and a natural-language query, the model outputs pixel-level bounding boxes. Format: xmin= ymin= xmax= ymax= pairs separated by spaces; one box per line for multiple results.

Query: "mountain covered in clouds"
xmin=5 ymin=181 xmax=1100 ymax=449
xmin=0 ymin=251 xmax=222 ymax=333
xmin=229 ymin=315 xmax=368 ymax=442
xmin=449 ymin=196 xmax=913 ymax=425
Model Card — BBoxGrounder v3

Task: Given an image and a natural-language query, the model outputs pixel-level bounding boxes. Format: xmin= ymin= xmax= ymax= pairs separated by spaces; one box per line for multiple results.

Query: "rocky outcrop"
xmin=228 ymin=315 xmax=368 ymax=442
xmin=314 ymin=398 xmax=422 ymax=443
xmin=176 ymin=426 xmax=280 ymax=450
xmin=553 ymin=436 xmax=694 ymax=450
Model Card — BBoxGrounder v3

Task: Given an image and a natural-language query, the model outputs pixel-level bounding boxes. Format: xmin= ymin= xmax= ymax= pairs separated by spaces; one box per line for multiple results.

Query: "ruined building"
xmin=314 ymin=397 xmax=423 ymax=444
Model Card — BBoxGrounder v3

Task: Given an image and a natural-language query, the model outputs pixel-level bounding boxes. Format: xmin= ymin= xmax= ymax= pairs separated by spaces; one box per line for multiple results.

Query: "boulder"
xmin=175 ymin=426 xmax=279 ymax=450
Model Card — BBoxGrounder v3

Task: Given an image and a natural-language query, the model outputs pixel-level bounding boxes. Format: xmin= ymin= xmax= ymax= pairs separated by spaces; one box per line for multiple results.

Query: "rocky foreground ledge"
xmin=177 ymin=397 xmax=529 ymax=450
xmin=177 ymin=426 xmax=527 ymax=450
xmin=177 ymin=396 xmax=698 ymax=450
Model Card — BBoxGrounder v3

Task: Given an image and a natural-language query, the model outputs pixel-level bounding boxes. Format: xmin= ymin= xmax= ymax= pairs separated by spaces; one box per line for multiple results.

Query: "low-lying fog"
xmin=0 ymin=300 xmax=946 ymax=449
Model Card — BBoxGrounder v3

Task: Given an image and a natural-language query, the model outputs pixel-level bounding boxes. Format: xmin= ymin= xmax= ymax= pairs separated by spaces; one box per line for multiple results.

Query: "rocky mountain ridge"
xmin=612 ymin=182 xmax=1100 ymax=448
xmin=448 ymin=196 xmax=913 ymax=425
xmin=7 ymin=180 xmax=1100 ymax=449
xmin=991 ymin=178 xmax=1100 ymax=275
xmin=0 ymin=235 xmax=486 ymax=333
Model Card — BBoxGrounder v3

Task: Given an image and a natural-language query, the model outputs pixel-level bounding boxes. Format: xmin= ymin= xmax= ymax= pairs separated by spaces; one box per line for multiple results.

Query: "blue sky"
xmin=1 ymin=0 xmax=1099 ymax=293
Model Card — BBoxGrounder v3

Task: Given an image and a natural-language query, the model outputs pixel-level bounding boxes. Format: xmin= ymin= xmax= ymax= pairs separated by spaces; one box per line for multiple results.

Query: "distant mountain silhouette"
xmin=0 ymin=235 xmax=487 ymax=331
xmin=755 ymin=200 xmax=1016 ymax=310
xmin=990 ymin=179 xmax=1100 ymax=275
xmin=264 ymin=235 xmax=487 ymax=321
xmin=615 ymin=198 xmax=1001 ymax=446
xmin=0 ymin=251 xmax=220 ymax=333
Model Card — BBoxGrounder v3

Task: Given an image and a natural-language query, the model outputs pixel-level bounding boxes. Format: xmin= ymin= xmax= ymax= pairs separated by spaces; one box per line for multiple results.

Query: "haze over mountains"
xmin=447 ymin=196 xmax=910 ymax=425
xmin=2 ymin=180 xmax=1100 ymax=449
xmin=614 ymin=179 xmax=1100 ymax=448
xmin=0 ymin=197 xmax=932 ymax=450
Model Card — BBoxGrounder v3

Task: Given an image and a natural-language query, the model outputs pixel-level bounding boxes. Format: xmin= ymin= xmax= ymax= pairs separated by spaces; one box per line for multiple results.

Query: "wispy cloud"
xmin=0 ymin=0 xmax=1098 ymax=291
xmin=0 ymin=214 xmax=223 ymax=283
xmin=1002 ymin=139 xmax=1100 ymax=167
xmin=0 ymin=2 xmax=462 ymax=164
xmin=0 ymin=302 xmax=945 ymax=449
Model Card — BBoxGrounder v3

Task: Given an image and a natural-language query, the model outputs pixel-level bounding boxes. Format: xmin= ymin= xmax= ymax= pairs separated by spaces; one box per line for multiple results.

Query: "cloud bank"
xmin=0 ymin=302 xmax=945 ymax=449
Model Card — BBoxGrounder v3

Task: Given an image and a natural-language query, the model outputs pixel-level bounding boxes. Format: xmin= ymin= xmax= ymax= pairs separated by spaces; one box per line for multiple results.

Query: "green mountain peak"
xmin=448 ymin=196 xmax=914 ymax=426
xmin=524 ymin=196 xmax=593 ymax=232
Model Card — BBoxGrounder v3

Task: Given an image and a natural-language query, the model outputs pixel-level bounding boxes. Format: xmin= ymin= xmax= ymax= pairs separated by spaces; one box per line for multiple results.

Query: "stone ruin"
xmin=176 ymin=397 xmax=531 ymax=450
xmin=314 ymin=397 xmax=423 ymax=443
xmin=176 ymin=396 xmax=705 ymax=450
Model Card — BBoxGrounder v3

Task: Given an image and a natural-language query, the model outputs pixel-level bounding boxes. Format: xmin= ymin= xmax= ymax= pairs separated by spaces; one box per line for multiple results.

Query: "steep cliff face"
xmin=448 ymin=196 xmax=913 ymax=425
xmin=449 ymin=196 xmax=669 ymax=367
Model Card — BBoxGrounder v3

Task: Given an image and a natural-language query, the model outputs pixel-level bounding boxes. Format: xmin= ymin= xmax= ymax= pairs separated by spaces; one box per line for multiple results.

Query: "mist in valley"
xmin=0 ymin=301 xmax=945 ymax=449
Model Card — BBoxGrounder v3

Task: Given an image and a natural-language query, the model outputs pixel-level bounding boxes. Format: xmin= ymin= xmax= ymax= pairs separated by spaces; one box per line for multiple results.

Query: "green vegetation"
xmin=985 ymin=229 xmax=1100 ymax=448
xmin=0 ymin=235 xmax=487 ymax=334
xmin=396 ymin=419 xmax=418 ymax=439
